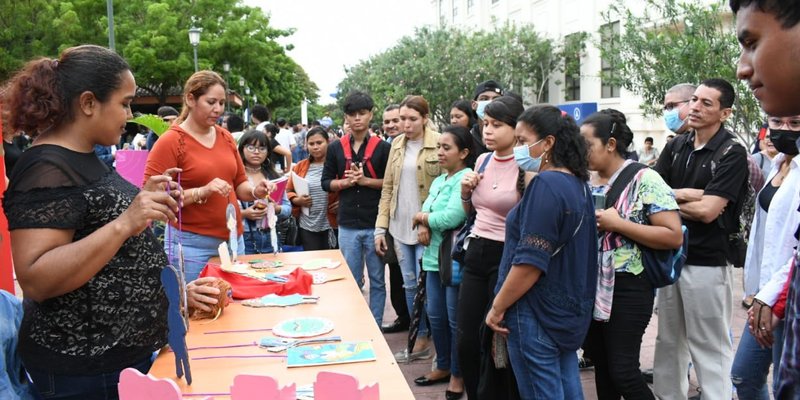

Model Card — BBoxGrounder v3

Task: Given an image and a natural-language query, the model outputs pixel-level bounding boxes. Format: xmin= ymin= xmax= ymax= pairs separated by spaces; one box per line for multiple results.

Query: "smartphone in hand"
xmin=592 ymin=193 xmax=606 ymax=210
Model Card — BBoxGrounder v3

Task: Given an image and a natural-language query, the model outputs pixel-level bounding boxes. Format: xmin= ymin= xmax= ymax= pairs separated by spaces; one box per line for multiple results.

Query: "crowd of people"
xmin=2 ymin=1 xmax=800 ymax=399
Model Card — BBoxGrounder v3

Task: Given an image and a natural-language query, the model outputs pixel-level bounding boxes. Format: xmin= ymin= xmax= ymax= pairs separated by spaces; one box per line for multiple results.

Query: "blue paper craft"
xmin=286 ymin=341 xmax=377 ymax=368
xmin=272 ymin=317 xmax=334 ymax=338
xmin=161 ymin=265 xmax=192 ymax=384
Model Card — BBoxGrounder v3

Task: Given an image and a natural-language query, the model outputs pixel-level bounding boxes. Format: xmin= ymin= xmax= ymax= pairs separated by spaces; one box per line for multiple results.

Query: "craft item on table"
xmin=192 ymin=354 xmax=287 ymax=361
xmin=314 ymin=371 xmax=379 ymax=400
xmin=231 ymin=375 xmax=296 ymax=400
xmin=226 ymin=202 xmax=239 ymax=261
xmin=189 ymin=278 xmax=233 ymax=321
xmin=187 ymin=342 xmax=257 ymax=351
xmin=199 ymin=264 xmax=314 ymax=299
xmin=118 ymin=368 xmax=190 ymax=400
xmin=249 ymin=259 xmax=284 ymax=269
xmin=161 ymin=265 xmax=192 ymax=385
xmin=311 ymin=272 xmax=346 ymax=285
xmin=287 ymin=341 xmax=376 ymax=368
xmin=262 ymin=273 xmax=289 ymax=283
xmin=259 ymin=336 xmax=342 ymax=353
xmin=272 ymin=317 xmax=334 ymax=338
xmin=242 ymin=294 xmax=319 ymax=308
xmin=204 ymin=327 xmax=272 ymax=335
xmin=299 ymin=258 xmax=341 ymax=271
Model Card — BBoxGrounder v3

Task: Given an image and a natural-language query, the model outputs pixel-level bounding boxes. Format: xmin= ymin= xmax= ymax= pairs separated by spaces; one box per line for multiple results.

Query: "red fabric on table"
xmin=199 ymin=264 xmax=313 ymax=299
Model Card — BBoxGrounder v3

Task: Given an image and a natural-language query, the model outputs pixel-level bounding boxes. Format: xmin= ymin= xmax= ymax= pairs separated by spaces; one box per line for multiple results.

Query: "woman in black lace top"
xmin=2 ymin=45 xmax=183 ymax=399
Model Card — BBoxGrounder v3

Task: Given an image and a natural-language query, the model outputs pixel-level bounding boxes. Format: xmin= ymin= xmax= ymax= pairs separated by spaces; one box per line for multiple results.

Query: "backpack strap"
xmin=339 ymin=134 xmax=381 ymax=178
xmin=605 ymin=162 xmax=648 ymax=209
xmin=362 ymin=135 xmax=382 ymax=178
xmin=477 ymin=152 xmax=493 ymax=174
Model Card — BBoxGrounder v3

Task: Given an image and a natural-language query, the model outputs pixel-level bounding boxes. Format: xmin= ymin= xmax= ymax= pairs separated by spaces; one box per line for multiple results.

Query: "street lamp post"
xmin=188 ymin=26 xmax=201 ymax=72
xmin=222 ymin=61 xmax=230 ymax=111
xmin=245 ymin=86 xmax=251 ymax=125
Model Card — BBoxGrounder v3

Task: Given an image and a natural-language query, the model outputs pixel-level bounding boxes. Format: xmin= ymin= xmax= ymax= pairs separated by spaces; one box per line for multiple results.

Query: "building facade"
xmin=432 ymin=0 xmax=718 ymax=151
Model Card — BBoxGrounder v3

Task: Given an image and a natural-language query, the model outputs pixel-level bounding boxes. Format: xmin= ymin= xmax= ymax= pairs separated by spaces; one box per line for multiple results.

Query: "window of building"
xmin=467 ymin=0 xmax=474 ymax=14
xmin=600 ymin=21 xmax=621 ymax=98
xmin=492 ymin=0 xmax=499 ymax=4
xmin=453 ymin=0 xmax=458 ymax=20
xmin=564 ymin=33 xmax=582 ymax=102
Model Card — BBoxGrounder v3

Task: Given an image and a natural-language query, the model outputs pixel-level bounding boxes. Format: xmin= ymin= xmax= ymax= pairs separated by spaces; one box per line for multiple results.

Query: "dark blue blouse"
xmin=495 ymin=171 xmax=598 ymax=351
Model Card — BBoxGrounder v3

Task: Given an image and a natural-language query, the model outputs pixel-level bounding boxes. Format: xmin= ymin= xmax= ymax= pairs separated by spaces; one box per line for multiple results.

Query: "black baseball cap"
xmin=473 ymin=80 xmax=504 ymax=100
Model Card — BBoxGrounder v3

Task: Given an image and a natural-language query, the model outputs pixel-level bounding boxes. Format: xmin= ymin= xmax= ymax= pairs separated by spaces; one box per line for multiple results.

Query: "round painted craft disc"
xmin=272 ymin=317 xmax=334 ymax=338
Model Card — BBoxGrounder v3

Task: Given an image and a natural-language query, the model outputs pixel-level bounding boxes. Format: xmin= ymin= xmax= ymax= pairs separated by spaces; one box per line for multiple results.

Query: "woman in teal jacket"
xmin=412 ymin=125 xmax=477 ymax=399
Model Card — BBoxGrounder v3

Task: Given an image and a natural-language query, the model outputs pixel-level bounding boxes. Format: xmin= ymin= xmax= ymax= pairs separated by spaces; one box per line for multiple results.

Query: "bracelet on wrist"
xmin=193 ymin=188 xmax=207 ymax=205
xmin=461 ymin=196 xmax=472 ymax=203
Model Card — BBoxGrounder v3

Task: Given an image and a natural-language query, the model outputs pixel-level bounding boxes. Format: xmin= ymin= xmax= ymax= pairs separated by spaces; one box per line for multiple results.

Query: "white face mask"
xmin=476 ymin=100 xmax=491 ymax=120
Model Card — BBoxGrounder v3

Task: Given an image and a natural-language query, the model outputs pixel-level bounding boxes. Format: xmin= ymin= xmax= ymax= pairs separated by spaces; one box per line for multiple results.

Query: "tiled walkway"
xmin=375 ymin=267 xmax=752 ymax=399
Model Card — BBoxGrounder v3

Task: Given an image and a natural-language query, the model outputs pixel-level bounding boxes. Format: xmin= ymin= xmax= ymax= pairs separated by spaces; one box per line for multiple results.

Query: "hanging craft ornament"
xmin=161 ymin=172 xmax=192 ymax=384
xmin=226 ymin=202 xmax=238 ymax=262
xmin=266 ymin=201 xmax=279 ymax=255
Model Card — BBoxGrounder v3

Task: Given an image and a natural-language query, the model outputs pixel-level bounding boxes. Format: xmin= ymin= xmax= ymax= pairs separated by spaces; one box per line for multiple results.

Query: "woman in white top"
xmin=731 ymin=114 xmax=800 ymax=398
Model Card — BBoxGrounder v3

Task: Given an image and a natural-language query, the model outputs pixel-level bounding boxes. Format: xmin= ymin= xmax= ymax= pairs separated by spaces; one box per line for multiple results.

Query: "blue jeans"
xmin=731 ymin=319 xmax=785 ymax=399
xmin=395 ymin=241 xmax=428 ymax=336
xmin=339 ymin=226 xmax=385 ymax=326
xmin=26 ymin=356 xmax=152 ymax=399
xmin=426 ymin=271 xmax=460 ymax=375
xmin=165 ymin=229 xmax=245 ymax=282
xmin=506 ymin=303 xmax=583 ymax=399
xmin=243 ymin=229 xmax=276 ymax=255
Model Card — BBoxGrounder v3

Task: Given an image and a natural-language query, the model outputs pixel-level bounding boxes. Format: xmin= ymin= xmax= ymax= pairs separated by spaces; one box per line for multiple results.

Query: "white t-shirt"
xmin=275 ymin=128 xmax=296 ymax=149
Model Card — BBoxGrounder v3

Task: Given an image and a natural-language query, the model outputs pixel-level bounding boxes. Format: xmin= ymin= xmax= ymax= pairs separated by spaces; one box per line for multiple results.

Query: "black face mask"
xmin=769 ymin=129 xmax=800 ymax=156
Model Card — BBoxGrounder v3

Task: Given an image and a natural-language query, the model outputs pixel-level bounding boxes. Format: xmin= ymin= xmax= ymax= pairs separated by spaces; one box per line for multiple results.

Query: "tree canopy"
xmin=600 ymin=0 xmax=760 ymax=146
xmin=0 ymin=0 xmax=318 ymax=110
xmin=337 ymin=25 xmax=579 ymax=126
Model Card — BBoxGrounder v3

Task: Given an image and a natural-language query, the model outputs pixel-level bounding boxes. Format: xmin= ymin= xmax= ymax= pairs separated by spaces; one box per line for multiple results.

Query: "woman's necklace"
xmin=245 ymin=165 xmax=261 ymax=174
xmin=492 ymin=153 xmax=515 ymax=189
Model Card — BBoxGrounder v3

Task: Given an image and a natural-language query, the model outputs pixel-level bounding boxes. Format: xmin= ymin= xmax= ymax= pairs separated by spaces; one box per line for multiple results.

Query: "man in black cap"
xmin=146 ymin=106 xmax=179 ymax=150
xmin=471 ymin=80 xmax=504 ymax=154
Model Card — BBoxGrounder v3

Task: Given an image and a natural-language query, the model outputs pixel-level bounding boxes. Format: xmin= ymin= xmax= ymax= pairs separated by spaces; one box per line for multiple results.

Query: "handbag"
xmin=605 ymin=162 xmax=687 ymax=288
xmin=451 ymin=153 xmax=493 ymax=264
xmin=439 ymin=228 xmax=463 ymax=286
xmin=276 ymin=216 xmax=299 ymax=247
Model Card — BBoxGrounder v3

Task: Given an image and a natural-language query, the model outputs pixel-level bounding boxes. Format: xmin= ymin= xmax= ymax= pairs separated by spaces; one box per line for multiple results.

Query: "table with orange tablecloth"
xmin=149 ymin=250 xmax=414 ymax=399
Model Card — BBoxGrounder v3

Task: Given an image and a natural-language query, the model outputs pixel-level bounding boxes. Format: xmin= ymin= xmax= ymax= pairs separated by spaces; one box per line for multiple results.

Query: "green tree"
xmin=0 ymin=0 xmax=317 ymax=110
xmin=337 ymin=24 xmax=575 ymax=127
xmin=600 ymin=0 xmax=761 ymax=146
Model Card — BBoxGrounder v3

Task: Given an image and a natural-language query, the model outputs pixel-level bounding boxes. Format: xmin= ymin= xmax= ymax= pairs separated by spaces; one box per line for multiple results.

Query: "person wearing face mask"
xmin=457 ymin=95 xmax=527 ymax=400
xmin=580 ymin=110 xmax=682 ymax=400
xmin=485 ymin=105 xmax=598 ymax=398
xmin=751 ymin=125 xmax=779 ymax=181
xmin=731 ymin=115 xmax=800 ymax=399
xmin=470 ymin=80 xmax=504 ymax=155
xmin=662 ymin=83 xmax=697 ymax=135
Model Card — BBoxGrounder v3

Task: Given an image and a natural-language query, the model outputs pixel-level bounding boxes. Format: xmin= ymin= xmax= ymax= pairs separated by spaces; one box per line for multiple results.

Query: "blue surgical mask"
xmin=663 ymin=108 xmax=686 ymax=133
xmin=513 ymin=139 xmax=544 ymax=172
xmin=476 ymin=100 xmax=491 ymax=120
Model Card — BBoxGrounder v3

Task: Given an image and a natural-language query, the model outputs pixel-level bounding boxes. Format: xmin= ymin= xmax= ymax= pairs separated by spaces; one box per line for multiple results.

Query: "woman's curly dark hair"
xmin=517 ymin=105 xmax=589 ymax=182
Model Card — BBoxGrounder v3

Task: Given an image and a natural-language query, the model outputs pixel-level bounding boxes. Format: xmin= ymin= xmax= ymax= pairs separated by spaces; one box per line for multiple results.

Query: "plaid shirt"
xmin=778 ymin=249 xmax=800 ymax=398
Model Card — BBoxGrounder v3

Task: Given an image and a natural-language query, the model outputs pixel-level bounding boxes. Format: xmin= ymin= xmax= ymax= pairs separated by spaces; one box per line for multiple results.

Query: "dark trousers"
xmin=456 ymin=237 xmax=506 ymax=400
xmin=27 ymin=355 xmax=152 ymax=400
xmin=584 ymin=272 xmax=655 ymax=400
xmin=298 ymin=227 xmax=331 ymax=251
xmin=384 ymin=233 xmax=409 ymax=322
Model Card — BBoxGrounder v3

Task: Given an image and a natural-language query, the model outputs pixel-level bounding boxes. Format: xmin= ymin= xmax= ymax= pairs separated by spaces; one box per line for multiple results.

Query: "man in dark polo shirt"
xmin=321 ymin=91 xmax=391 ymax=327
xmin=652 ymin=78 xmax=748 ymax=400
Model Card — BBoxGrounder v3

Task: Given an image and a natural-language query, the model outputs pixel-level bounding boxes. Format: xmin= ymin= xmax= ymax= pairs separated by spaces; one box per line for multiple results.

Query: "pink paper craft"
xmin=314 ymin=371 xmax=379 ymax=400
xmin=118 ymin=368 xmax=214 ymax=400
xmin=231 ymin=375 xmax=296 ymax=400
xmin=269 ymin=177 xmax=289 ymax=203
xmin=115 ymin=150 xmax=149 ymax=188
